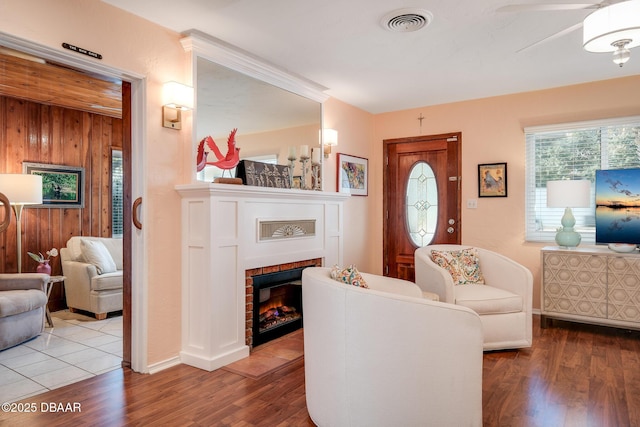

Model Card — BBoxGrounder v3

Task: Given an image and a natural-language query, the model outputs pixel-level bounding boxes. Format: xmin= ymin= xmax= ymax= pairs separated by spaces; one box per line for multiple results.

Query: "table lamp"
xmin=546 ymin=179 xmax=591 ymax=248
xmin=0 ymin=174 xmax=43 ymax=272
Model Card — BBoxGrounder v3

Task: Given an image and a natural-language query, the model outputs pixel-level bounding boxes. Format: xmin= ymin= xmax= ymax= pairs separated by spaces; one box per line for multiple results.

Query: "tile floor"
xmin=0 ymin=310 xmax=122 ymax=403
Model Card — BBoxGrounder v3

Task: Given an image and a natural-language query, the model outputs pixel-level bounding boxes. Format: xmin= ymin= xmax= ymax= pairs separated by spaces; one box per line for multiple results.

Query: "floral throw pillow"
xmin=330 ymin=264 xmax=369 ymax=288
xmin=430 ymin=248 xmax=485 ymax=285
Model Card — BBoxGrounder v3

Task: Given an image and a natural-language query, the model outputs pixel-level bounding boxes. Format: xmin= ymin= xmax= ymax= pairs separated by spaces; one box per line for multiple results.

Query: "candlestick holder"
xmin=287 ymin=156 xmax=296 ymax=188
xmin=312 ymin=163 xmax=321 ymax=190
xmin=299 ymin=155 xmax=310 ymax=190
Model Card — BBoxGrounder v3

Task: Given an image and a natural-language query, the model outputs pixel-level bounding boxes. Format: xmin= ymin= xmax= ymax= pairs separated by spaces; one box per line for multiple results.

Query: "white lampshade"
xmin=162 ymin=81 xmax=194 ymax=110
xmin=0 ymin=174 xmax=43 ymax=205
xmin=583 ymin=0 xmax=640 ymax=53
xmin=546 ymin=180 xmax=591 ymax=208
xmin=322 ymin=129 xmax=338 ymax=146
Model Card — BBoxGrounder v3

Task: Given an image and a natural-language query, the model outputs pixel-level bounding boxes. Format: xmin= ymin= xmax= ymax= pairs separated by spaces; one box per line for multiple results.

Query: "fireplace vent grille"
xmin=259 ymin=219 xmax=316 ymax=241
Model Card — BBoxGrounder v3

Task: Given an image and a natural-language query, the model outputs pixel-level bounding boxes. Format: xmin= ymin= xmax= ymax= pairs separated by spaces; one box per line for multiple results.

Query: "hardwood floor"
xmin=2 ymin=315 xmax=640 ymax=426
xmin=484 ymin=316 xmax=640 ymax=427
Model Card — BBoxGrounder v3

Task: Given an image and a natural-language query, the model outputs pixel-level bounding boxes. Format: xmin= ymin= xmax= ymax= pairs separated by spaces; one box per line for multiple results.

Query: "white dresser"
xmin=541 ymin=246 xmax=640 ymax=330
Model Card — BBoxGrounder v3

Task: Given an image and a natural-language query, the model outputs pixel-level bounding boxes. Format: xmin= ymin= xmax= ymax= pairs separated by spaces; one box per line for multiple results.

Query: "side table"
xmin=45 ymin=275 xmax=66 ymax=327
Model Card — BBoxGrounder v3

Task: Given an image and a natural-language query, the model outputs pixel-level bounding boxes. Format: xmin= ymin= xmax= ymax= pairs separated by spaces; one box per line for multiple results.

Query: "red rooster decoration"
xmin=196 ymin=128 xmax=240 ymax=175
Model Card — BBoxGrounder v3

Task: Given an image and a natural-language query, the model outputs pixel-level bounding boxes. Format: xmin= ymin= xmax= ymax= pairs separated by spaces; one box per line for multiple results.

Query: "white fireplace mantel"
xmin=176 ymin=183 xmax=348 ymax=371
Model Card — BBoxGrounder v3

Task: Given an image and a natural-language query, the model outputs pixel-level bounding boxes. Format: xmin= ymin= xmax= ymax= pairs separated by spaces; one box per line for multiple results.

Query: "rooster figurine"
xmin=196 ymin=128 xmax=240 ymax=176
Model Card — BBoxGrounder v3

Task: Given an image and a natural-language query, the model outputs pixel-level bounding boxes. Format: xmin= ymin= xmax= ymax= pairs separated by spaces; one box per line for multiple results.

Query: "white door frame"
xmin=0 ymin=32 xmax=148 ymax=373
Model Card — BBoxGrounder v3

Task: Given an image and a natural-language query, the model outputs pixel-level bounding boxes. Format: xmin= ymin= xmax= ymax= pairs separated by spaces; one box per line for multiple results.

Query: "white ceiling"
xmin=103 ymin=0 xmax=640 ymax=114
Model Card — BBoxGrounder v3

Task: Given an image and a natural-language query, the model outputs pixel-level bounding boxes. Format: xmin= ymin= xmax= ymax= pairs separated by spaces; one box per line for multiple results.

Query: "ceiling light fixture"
xmin=381 ymin=8 xmax=433 ymax=33
xmin=583 ymin=0 xmax=640 ymax=67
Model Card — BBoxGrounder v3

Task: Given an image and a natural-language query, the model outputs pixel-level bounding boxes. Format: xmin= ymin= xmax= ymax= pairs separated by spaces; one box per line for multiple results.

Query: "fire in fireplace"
xmin=252 ymin=267 xmax=305 ymax=346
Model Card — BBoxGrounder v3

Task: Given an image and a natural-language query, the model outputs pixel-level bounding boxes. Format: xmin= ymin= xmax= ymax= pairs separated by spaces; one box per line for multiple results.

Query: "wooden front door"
xmin=383 ymin=133 xmax=461 ymax=281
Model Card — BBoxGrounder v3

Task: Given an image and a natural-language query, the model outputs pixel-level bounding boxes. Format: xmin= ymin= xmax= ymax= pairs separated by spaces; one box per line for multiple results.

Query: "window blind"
xmin=112 ymin=150 xmax=123 ymax=238
xmin=525 ymin=116 xmax=640 ymax=243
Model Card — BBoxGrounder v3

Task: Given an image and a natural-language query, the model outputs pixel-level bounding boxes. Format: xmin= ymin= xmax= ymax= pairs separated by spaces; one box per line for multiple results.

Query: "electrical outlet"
xmin=467 ymin=199 xmax=478 ymax=209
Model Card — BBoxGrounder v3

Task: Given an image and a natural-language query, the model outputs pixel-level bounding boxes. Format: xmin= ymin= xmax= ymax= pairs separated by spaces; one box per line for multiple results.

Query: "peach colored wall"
xmin=236 ymin=124 xmax=320 ymax=170
xmin=1 ymin=0 xmax=190 ymax=367
xmin=323 ymin=98 xmax=377 ymax=271
xmin=374 ymin=75 xmax=640 ymax=309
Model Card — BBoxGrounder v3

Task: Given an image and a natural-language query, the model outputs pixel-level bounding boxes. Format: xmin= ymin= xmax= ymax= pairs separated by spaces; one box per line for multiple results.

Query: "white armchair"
xmin=60 ymin=236 xmax=123 ymax=320
xmin=415 ymin=244 xmax=533 ymax=351
xmin=302 ymin=267 xmax=483 ymax=426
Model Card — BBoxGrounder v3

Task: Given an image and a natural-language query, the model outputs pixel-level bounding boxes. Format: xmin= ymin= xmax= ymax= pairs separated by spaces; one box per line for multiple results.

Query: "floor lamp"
xmin=0 ymin=174 xmax=43 ymax=273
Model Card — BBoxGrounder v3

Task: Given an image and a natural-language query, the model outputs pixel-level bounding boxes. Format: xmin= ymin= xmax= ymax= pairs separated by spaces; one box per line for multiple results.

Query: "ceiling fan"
xmin=498 ymin=0 xmax=640 ymax=66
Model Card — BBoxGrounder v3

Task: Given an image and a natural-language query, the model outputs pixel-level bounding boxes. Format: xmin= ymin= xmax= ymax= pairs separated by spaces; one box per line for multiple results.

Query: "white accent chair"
xmin=60 ymin=236 xmax=123 ymax=319
xmin=415 ymin=245 xmax=533 ymax=351
xmin=302 ymin=267 xmax=483 ymax=427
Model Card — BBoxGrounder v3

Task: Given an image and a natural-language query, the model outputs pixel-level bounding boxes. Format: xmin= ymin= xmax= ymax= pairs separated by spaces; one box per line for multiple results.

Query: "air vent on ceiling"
xmin=381 ymin=8 xmax=433 ymax=33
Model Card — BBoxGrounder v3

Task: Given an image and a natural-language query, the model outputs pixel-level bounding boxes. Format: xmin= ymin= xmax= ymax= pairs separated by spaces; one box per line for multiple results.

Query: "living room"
xmin=1 ymin=0 xmax=640 ymax=425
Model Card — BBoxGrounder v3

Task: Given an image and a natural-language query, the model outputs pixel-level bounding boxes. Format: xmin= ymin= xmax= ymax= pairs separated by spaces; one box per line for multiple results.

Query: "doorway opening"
xmin=0 ymin=35 xmax=144 ymax=401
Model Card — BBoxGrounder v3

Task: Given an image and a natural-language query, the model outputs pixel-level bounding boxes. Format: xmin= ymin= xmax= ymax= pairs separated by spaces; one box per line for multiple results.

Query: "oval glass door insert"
xmin=406 ymin=161 xmax=438 ymax=247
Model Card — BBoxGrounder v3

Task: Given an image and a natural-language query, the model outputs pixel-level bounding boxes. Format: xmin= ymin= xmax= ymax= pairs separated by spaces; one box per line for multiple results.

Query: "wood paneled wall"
xmin=0 ymin=96 xmax=123 ymax=306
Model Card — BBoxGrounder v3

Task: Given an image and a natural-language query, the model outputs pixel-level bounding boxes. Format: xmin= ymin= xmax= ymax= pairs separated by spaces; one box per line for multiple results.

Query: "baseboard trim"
xmin=180 ymin=346 xmax=250 ymax=372
xmin=147 ymin=356 xmax=182 ymax=374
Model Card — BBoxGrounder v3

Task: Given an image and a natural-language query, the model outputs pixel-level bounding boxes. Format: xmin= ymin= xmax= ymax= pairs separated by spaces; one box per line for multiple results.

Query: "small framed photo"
xmin=23 ymin=162 xmax=85 ymax=208
xmin=478 ymin=163 xmax=507 ymax=198
xmin=337 ymin=153 xmax=368 ymax=196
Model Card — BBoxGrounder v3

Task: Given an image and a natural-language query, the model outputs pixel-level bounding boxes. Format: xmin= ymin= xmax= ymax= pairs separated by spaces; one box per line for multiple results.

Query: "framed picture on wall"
xmin=337 ymin=153 xmax=368 ymax=196
xmin=23 ymin=162 xmax=85 ymax=208
xmin=478 ymin=162 xmax=507 ymax=198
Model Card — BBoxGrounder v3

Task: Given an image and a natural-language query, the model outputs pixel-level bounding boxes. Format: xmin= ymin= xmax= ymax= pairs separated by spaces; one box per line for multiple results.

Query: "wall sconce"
xmin=0 ymin=174 xmax=43 ymax=272
xmin=162 ymin=81 xmax=194 ymax=130
xmin=322 ymin=128 xmax=338 ymax=158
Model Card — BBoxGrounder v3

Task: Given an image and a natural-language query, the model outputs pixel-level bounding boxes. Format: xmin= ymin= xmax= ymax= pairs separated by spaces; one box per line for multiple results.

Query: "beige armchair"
xmin=0 ymin=273 xmax=49 ymax=351
xmin=60 ymin=236 xmax=123 ymax=319
xmin=415 ymin=244 xmax=533 ymax=351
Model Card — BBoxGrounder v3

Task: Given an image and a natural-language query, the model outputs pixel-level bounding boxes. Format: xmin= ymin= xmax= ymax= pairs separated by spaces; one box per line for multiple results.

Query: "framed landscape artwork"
xmin=478 ymin=162 xmax=507 ymax=198
xmin=23 ymin=162 xmax=85 ymax=208
xmin=337 ymin=153 xmax=368 ymax=196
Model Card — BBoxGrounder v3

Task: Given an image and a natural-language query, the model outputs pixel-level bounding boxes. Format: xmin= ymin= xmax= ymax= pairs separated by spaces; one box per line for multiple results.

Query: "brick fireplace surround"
xmin=245 ymin=258 xmax=323 ymax=347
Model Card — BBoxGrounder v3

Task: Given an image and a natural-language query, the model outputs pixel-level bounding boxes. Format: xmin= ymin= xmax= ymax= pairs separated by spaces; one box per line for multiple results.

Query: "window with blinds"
xmin=112 ymin=150 xmax=123 ymax=238
xmin=525 ymin=116 xmax=640 ymax=243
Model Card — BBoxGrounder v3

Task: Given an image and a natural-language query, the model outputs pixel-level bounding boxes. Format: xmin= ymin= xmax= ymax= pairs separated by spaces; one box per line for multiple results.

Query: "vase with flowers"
xmin=27 ymin=248 xmax=58 ymax=275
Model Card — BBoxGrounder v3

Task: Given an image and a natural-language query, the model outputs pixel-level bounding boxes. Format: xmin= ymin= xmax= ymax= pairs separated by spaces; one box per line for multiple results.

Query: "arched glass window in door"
xmin=406 ymin=161 xmax=438 ymax=247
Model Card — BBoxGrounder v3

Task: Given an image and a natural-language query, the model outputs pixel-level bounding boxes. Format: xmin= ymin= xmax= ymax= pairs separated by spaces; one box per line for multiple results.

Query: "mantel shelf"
xmin=176 ymin=182 xmax=350 ymax=201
